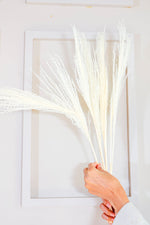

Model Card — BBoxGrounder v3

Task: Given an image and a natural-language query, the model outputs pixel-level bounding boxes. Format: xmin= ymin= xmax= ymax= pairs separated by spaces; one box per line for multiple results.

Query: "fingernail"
xmin=103 ymin=214 xmax=107 ymax=219
xmin=110 ymin=213 xmax=115 ymax=217
xmin=106 ymin=202 xmax=111 ymax=209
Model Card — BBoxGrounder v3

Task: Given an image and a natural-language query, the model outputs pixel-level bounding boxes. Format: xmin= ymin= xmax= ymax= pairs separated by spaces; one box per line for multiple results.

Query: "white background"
xmin=0 ymin=0 xmax=150 ymax=224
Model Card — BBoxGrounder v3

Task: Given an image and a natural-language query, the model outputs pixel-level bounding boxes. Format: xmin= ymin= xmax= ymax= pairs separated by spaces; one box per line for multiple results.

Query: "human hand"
xmin=83 ymin=162 xmax=129 ymax=215
xmin=100 ymin=199 xmax=115 ymax=224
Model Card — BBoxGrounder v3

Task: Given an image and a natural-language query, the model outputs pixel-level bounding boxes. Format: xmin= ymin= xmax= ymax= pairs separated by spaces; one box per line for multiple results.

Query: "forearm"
xmin=109 ymin=179 xmax=129 ymax=214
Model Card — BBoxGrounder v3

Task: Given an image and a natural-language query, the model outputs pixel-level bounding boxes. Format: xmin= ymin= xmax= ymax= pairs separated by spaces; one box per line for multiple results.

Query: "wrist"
xmin=110 ymin=181 xmax=129 ymax=214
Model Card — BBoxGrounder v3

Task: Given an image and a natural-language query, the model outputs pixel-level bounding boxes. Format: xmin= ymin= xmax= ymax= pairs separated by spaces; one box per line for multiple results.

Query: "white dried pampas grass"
xmin=0 ymin=24 xmax=131 ymax=173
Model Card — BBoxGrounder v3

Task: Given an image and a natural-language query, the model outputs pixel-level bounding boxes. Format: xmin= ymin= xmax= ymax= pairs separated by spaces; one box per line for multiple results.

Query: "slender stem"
xmin=109 ymin=99 xmax=113 ymax=173
xmin=76 ymin=114 xmax=98 ymax=163
xmin=87 ymin=133 xmax=98 ymax=163
xmin=110 ymin=115 xmax=117 ymax=174
xmin=104 ymin=119 xmax=108 ymax=171
xmin=92 ymin=118 xmax=105 ymax=169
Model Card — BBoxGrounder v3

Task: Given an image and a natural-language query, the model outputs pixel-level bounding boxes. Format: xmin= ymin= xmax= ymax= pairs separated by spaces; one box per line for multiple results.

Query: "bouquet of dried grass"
xmin=0 ymin=24 xmax=131 ymax=173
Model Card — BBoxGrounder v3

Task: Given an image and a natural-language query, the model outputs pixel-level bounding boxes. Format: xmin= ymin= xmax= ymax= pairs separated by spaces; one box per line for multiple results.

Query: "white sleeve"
xmin=113 ymin=202 xmax=149 ymax=225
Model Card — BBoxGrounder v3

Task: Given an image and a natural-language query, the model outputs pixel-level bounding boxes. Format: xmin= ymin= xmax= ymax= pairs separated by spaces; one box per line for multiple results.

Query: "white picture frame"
xmin=22 ymin=29 xmax=137 ymax=207
xmin=26 ymin=0 xmax=133 ymax=7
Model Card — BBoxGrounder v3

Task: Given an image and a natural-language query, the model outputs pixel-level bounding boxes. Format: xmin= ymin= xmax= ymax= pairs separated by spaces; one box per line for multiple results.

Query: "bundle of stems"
xmin=0 ymin=24 xmax=131 ymax=173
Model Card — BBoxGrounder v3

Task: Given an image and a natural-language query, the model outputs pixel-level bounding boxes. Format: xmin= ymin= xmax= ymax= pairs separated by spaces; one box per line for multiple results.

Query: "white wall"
xmin=0 ymin=0 xmax=150 ymax=224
